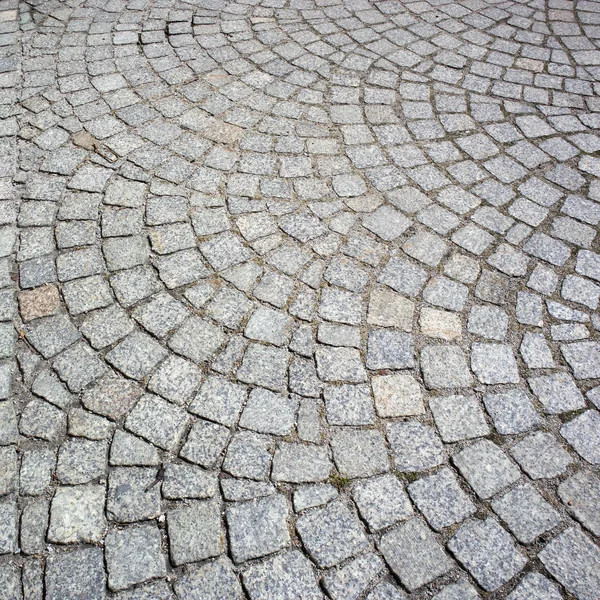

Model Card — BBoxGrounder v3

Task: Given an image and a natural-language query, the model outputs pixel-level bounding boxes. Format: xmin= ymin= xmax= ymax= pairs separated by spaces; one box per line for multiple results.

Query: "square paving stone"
xmin=471 ymin=343 xmax=519 ymax=384
xmin=561 ymin=342 xmax=600 ymax=379
xmin=296 ymin=500 xmax=368 ymax=568
xmin=561 ymin=410 xmax=600 ymax=464
xmin=506 ymin=573 xmax=562 ymax=600
xmin=467 ymin=305 xmax=508 ymax=340
xmin=168 ymin=317 xmax=226 ymax=364
xmin=420 ymin=345 xmax=473 ymax=389
xmin=387 ymin=421 xmax=445 ymax=472
xmin=25 ymin=313 xmax=80 ymax=359
xmin=106 ymin=331 xmax=168 ymax=380
xmin=352 ymin=474 xmax=413 ymax=532
xmin=330 ymin=428 xmax=390 ymax=479
xmin=432 ymin=580 xmax=480 ymax=600
xmin=510 ymin=432 xmax=573 ymax=479
xmin=45 ymin=547 xmax=105 ymax=600
xmin=315 ymin=346 xmax=367 ymax=383
xmin=324 ymin=384 xmax=375 ymax=425
xmin=539 ymin=527 xmax=600 ymax=600
xmin=82 ymin=374 xmax=142 ymax=421
xmin=19 ymin=398 xmax=67 ymax=442
xmin=242 ymin=550 xmax=321 ymax=600
xmin=323 ymin=553 xmax=385 ymax=600
xmin=188 ymin=376 xmax=247 ymax=427
xmin=226 ymin=494 xmax=290 ymax=564
xmin=53 ymin=341 xmax=107 ymax=392
xmin=558 ymin=470 xmax=600 ymax=536
xmin=366 ymin=582 xmax=408 ymax=600
xmin=180 ymin=419 xmax=230 ymax=468
xmin=125 ymin=394 xmax=189 ymax=451
xmin=148 ymin=355 xmax=202 ymax=405
xmin=19 ymin=446 xmax=56 ymax=496
xmin=222 ymin=431 xmax=272 ymax=481
xmin=378 ymin=257 xmax=428 ymax=298
xmin=453 ymin=440 xmax=521 ymax=499
xmin=367 ymin=288 xmax=414 ymax=331
xmin=56 ymin=438 xmax=108 ymax=485
xmin=48 ymin=484 xmax=106 ymax=543
xmin=105 ymin=523 xmax=166 ymax=591
xmin=239 ymin=388 xmax=297 ymax=436
xmin=237 ymin=343 xmax=289 ymax=392
xmin=379 ymin=518 xmax=454 ymax=591
xmin=271 ymin=442 xmax=332 ymax=483
xmin=483 ymin=389 xmax=541 ymax=435
xmin=366 ymin=330 xmax=414 ymax=370
xmin=407 ymin=467 xmax=476 ymax=531
xmin=528 ymin=372 xmax=585 ymax=414
xmin=371 ymin=373 xmax=425 ymax=417
xmin=162 ymin=463 xmax=218 ymax=500
xmin=492 ymin=483 xmax=561 ymax=544
xmin=448 ymin=517 xmax=527 ymax=592
xmin=244 ymin=306 xmax=293 ymax=346
xmin=167 ymin=500 xmax=225 ymax=566
xmin=430 ymin=394 xmax=490 ymax=442
xmin=106 ymin=467 xmax=162 ymax=523
xmin=174 ymin=557 xmax=242 ymax=600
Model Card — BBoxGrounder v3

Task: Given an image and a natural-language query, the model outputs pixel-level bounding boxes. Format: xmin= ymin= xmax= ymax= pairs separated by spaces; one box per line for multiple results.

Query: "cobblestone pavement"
xmin=2 ymin=0 xmax=600 ymax=597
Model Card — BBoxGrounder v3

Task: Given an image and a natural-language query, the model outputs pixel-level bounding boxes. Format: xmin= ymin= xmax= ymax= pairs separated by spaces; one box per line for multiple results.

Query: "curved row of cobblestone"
xmin=2 ymin=0 xmax=600 ymax=598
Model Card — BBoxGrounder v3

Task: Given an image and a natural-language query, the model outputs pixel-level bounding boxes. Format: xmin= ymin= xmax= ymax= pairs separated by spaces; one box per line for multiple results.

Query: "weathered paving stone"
xmin=387 ymin=421 xmax=445 ymax=473
xmin=271 ymin=442 xmax=332 ymax=483
xmin=45 ymin=547 xmax=106 ymax=600
xmin=296 ymin=500 xmax=369 ymax=568
xmin=483 ymin=389 xmax=541 ymax=435
xmin=471 ymin=343 xmax=519 ymax=384
xmin=323 ymin=552 xmax=385 ymax=600
xmin=453 ymin=440 xmax=521 ymax=499
xmin=420 ymin=345 xmax=473 ymax=389
xmin=167 ymin=500 xmax=225 ymax=566
xmin=561 ymin=410 xmax=600 ymax=464
xmin=105 ymin=523 xmax=166 ymax=591
xmin=558 ymin=470 xmax=600 ymax=536
xmin=448 ymin=518 xmax=527 ymax=591
xmin=371 ymin=373 xmax=424 ymax=417
xmin=239 ymin=388 xmax=297 ymax=436
xmin=324 ymin=384 xmax=375 ymax=425
xmin=330 ymin=428 xmax=389 ymax=478
xmin=242 ymin=550 xmax=321 ymax=600
xmin=352 ymin=474 xmax=413 ymax=532
xmin=432 ymin=580 xmax=481 ymax=600
xmin=48 ymin=484 xmax=106 ymax=543
xmin=222 ymin=431 xmax=272 ymax=481
xmin=379 ymin=518 xmax=454 ymax=591
xmin=226 ymin=494 xmax=290 ymax=564
xmin=510 ymin=432 xmax=573 ymax=479
xmin=539 ymin=527 xmax=600 ymax=600
xmin=430 ymin=394 xmax=490 ymax=442
xmin=106 ymin=467 xmax=161 ymax=523
xmin=408 ymin=467 xmax=476 ymax=531
xmin=506 ymin=573 xmax=562 ymax=600
xmin=125 ymin=394 xmax=188 ymax=452
xmin=491 ymin=483 xmax=561 ymax=544
xmin=528 ymin=372 xmax=586 ymax=414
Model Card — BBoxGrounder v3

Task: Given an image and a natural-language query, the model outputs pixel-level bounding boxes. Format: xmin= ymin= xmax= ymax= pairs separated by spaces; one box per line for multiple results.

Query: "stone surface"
xmin=448 ymin=518 xmax=527 ymax=592
xmin=379 ymin=518 xmax=454 ymax=591
xmin=9 ymin=2 xmax=600 ymax=594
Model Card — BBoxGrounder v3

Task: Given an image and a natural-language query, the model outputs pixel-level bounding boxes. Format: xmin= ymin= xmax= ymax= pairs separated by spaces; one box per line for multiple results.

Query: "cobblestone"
xmin=6 ymin=0 xmax=600 ymax=595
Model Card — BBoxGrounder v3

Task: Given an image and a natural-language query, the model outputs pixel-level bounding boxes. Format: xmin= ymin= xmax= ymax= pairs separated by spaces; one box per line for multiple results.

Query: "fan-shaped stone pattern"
xmin=5 ymin=0 xmax=600 ymax=597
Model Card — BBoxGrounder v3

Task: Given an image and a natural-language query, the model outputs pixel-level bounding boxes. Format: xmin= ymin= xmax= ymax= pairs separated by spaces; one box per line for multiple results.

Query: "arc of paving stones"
xmin=2 ymin=0 xmax=600 ymax=597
